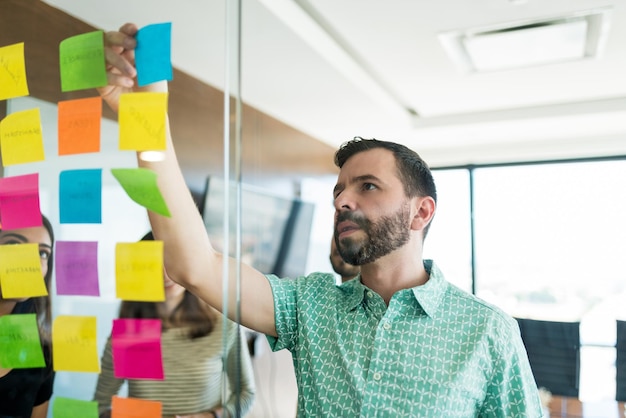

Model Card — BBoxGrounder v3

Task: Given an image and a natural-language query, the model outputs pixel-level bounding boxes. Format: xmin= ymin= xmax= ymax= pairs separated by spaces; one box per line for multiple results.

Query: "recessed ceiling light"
xmin=439 ymin=7 xmax=612 ymax=73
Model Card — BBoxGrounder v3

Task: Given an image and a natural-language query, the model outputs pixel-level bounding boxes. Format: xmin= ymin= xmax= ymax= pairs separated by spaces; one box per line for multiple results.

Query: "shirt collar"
xmin=410 ymin=259 xmax=446 ymax=317
xmin=341 ymin=260 xmax=447 ymax=317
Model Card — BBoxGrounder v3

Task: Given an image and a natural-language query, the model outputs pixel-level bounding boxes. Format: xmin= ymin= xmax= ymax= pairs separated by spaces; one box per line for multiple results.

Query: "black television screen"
xmin=202 ymin=176 xmax=315 ymax=278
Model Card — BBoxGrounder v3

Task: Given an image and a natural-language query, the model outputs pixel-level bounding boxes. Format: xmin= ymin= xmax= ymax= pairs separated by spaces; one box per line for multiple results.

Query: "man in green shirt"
xmin=99 ymin=23 xmax=543 ymax=417
xmin=330 ymin=236 xmax=360 ymax=283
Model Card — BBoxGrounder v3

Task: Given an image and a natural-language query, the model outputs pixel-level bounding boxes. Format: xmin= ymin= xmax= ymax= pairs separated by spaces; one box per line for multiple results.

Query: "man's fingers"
xmin=104 ymin=48 xmax=136 ymax=79
xmin=118 ymin=22 xmax=139 ymax=38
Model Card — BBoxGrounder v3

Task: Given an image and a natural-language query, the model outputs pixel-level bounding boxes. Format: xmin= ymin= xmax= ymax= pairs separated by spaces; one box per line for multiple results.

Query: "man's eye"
xmin=363 ymin=183 xmax=377 ymax=191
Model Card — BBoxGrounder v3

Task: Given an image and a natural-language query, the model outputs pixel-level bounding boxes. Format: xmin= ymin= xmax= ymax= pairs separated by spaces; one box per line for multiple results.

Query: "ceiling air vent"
xmin=439 ymin=8 xmax=612 ymax=73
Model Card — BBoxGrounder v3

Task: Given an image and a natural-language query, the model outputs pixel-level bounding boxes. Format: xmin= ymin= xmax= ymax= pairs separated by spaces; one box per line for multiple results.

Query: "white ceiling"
xmin=44 ymin=0 xmax=626 ymax=168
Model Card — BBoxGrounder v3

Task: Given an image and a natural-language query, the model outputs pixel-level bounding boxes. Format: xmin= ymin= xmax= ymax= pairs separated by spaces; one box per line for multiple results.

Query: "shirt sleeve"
xmin=93 ymin=336 xmax=126 ymax=416
xmin=479 ymin=319 xmax=545 ymax=417
xmin=264 ymin=274 xmax=299 ymax=352
xmin=222 ymin=325 xmax=257 ymax=417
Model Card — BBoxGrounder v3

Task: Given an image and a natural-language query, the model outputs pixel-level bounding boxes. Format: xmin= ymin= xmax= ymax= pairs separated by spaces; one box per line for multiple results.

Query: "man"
xmin=99 ymin=23 xmax=543 ymax=417
xmin=330 ymin=236 xmax=360 ymax=283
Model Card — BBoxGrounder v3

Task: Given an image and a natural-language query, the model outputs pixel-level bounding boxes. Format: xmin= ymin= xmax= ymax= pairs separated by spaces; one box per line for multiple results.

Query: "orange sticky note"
xmin=118 ymin=92 xmax=168 ymax=151
xmin=0 ymin=243 xmax=47 ymax=298
xmin=52 ymin=315 xmax=99 ymax=372
xmin=115 ymin=241 xmax=165 ymax=302
xmin=111 ymin=396 xmax=161 ymax=418
xmin=58 ymin=97 xmax=102 ymax=155
xmin=0 ymin=42 xmax=29 ymax=100
xmin=0 ymin=108 xmax=45 ymax=166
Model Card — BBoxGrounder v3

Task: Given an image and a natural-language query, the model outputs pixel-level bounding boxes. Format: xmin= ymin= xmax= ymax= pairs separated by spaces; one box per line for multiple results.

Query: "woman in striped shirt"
xmin=93 ymin=232 xmax=256 ymax=418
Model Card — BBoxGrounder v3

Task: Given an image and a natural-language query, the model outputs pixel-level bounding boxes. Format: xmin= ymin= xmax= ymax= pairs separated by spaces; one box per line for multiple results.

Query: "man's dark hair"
xmin=334 ymin=136 xmax=437 ymax=236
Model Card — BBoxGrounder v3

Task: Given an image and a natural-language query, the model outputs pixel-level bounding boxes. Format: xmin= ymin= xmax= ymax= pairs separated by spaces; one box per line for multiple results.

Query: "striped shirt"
xmin=93 ymin=318 xmax=255 ymax=417
xmin=267 ymin=260 xmax=543 ymax=417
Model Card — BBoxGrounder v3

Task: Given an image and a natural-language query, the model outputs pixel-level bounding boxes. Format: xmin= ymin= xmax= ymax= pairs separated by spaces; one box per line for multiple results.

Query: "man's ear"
xmin=411 ymin=196 xmax=436 ymax=231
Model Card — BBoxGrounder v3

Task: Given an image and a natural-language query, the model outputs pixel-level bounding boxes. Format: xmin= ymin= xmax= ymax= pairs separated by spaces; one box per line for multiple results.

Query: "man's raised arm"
xmin=99 ymin=23 xmax=277 ymax=336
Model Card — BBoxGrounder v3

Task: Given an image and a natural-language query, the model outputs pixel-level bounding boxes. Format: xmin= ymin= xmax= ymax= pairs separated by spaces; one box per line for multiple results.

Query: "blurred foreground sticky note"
xmin=0 ymin=42 xmax=29 ymax=100
xmin=111 ymin=319 xmax=164 ymax=380
xmin=0 ymin=108 xmax=45 ymax=166
xmin=111 ymin=395 xmax=162 ymax=418
xmin=0 ymin=243 xmax=47 ymax=298
xmin=55 ymin=241 xmax=99 ymax=296
xmin=59 ymin=169 xmax=102 ymax=224
xmin=0 ymin=173 xmax=41 ymax=230
xmin=111 ymin=168 xmax=170 ymax=217
xmin=115 ymin=241 xmax=164 ymax=302
xmin=136 ymin=23 xmax=172 ymax=87
xmin=0 ymin=313 xmax=45 ymax=368
xmin=59 ymin=31 xmax=107 ymax=92
xmin=58 ymin=97 xmax=102 ymax=155
xmin=52 ymin=315 xmax=99 ymax=372
xmin=52 ymin=397 xmax=99 ymax=418
xmin=118 ymin=92 xmax=168 ymax=151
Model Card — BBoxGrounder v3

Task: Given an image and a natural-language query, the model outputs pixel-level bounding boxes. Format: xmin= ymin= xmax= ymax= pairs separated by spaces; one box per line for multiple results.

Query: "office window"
xmin=472 ymin=160 xmax=626 ymax=400
xmin=424 ymin=169 xmax=472 ymax=292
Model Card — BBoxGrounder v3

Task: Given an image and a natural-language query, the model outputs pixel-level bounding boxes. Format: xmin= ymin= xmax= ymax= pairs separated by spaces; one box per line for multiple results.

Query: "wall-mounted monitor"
xmin=202 ymin=177 xmax=315 ymax=278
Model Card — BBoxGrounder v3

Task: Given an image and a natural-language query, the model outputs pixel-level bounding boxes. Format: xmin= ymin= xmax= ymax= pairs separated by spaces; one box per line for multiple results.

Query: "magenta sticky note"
xmin=111 ymin=319 xmax=163 ymax=380
xmin=55 ymin=241 xmax=99 ymax=296
xmin=0 ymin=173 xmax=42 ymax=230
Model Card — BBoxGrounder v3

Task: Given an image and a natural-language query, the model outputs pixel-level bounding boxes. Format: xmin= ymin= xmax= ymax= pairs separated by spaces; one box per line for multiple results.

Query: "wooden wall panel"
xmin=0 ymin=0 xmax=339 ymax=192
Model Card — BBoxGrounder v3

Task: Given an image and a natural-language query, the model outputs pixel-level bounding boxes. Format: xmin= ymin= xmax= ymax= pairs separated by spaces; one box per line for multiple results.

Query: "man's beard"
xmin=335 ymin=203 xmax=411 ymax=265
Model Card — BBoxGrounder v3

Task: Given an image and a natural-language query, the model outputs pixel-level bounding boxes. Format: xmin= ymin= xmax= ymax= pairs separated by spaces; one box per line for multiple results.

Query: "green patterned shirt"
xmin=266 ymin=260 xmax=543 ymax=417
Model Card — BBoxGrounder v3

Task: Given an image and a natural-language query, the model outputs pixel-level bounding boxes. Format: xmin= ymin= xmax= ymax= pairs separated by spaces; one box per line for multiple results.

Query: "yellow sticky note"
xmin=118 ymin=92 xmax=168 ymax=151
xmin=52 ymin=315 xmax=99 ymax=372
xmin=115 ymin=241 xmax=165 ymax=302
xmin=0 ymin=42 xmax=29 ymax=100
xmin=0 ymin=243 xmax=47 ymax=298
xmin=0 ymin=108 xmax=45 ymax=166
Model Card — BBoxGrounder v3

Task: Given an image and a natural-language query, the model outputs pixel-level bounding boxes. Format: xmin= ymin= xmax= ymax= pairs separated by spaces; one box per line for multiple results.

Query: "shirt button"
xmin=367 ymin=292 xmax=374 ymax=298
xmin=383 ymin=322 xmax=391 ymax=330
xmin=373 ymin=372 xmax=382 ymax=381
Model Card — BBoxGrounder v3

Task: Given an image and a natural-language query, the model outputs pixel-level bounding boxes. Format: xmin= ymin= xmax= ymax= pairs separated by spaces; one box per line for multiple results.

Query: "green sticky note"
xmin=111 ymin=168 xmax=171 ymax=217
xmin=59 ymin=31 xmax=107 ymax=92
xmin=0 ymin=313 xmax=45 ymax=368
xmin=53 ymin=397 xmax=99 ymax=418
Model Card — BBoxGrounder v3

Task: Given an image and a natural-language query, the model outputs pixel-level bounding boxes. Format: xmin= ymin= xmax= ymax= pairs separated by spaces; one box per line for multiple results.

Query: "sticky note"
xmin=0 ymin=313 xmax=45 ymax=368
xmin=0 ymin=243 xmax=47 ymax=298
xmin=111 ymin=168 xmax=170 ymax=217
xmin=111 ymin=396 xmax=162 ymax=418
xmin=52 ymin=315 xmax=99 ymax=372
xmin=118 ymin=92 xmax=168 ymax=151
xmin=59 ymin=31 xmax=107 ymax=92
xmin=53 ymin=397 xmax=98 ymax=418
xmin=55 ymin=241 xmax=99 ymax=296
xmin=0 ymin=42 xmax=29 ymax=100
xmin=58 ymin=97 xmax=102 ymax=155
xmin=0 ymin=108 xmax=45 ymax=166
xmin=111 ymin=319 xmax=164 ymax=380
xmin=136 ymin=23 xmax=173 ymax=87
xmin=115 ymin=240 xmax=164 ymax=302
xmin=59 ymin=169 xmax=102 ymax=224
xmin=0 ymin=173 xmax=42 ymax=230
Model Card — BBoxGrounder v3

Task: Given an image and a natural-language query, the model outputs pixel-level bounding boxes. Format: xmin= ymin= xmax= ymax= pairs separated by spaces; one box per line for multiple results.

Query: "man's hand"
xmin=99 ymin=22 xmax=168 ymax=113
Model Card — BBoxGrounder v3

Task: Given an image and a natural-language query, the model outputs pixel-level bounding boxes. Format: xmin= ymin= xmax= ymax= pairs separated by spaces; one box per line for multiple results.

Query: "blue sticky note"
xmin=136 ymin=23 xmax=172 ymax=87
xmin=59 ymin=169 xmax=102 ymax=224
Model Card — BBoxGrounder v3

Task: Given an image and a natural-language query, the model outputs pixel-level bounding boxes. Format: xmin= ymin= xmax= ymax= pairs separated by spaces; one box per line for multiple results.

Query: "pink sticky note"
xmin=111 ymin=319 xmax=163 ymax=380
xmin=55 ymin=241 xmax=99 ymax=296
xmin=0 ymin=173 xmax=41 ymax=230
